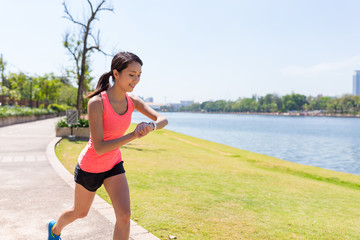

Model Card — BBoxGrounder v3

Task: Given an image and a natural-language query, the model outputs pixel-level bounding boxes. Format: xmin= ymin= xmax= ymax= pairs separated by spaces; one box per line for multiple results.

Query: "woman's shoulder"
xmin=128 ymin=94 xmax=140 ymax=108
xmin=88 ymin=94 xmax=104 ymax=111
xmin=128 ymin=93 xmax=137 ymax=101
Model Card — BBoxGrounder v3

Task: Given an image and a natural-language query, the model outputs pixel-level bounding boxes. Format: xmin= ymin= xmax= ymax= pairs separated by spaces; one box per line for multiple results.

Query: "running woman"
xmin=47 ymin=52 xmax=168 ymax=240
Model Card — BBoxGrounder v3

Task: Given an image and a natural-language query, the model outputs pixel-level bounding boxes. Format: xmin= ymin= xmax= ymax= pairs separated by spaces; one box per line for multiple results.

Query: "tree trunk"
xmin=76 ymin=78 xmax=83 ymax=113
xmin=77 ymin=34 xmax=88 ymax=113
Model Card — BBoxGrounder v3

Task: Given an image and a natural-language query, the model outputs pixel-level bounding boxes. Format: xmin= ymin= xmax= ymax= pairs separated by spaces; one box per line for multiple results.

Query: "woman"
xmin=48 ymin=52 xmax=168 ymax=240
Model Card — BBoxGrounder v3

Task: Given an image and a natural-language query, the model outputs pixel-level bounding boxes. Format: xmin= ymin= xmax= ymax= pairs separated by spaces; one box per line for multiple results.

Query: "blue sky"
xmin=1 ymin=0 xmax=360 ymax=103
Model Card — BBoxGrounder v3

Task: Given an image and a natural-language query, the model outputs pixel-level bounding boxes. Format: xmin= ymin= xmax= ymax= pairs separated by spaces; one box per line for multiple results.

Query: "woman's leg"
xmin=52 ymin=183 xmax=96 ymax=235
xmin=103 ymin=173 xmax=131 ymax=240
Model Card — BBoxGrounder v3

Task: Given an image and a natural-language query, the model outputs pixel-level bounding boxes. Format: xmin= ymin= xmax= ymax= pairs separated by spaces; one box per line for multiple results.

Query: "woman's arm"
xmin=130 ymin=95 xmax=168 ymax=131
xmin=88 ymin=96 xmax=140 ymax=155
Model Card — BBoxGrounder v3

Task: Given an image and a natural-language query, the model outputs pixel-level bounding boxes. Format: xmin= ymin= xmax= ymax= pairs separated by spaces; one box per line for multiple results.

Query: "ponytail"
xmin=86 ymin=71 xmax=112 ymax=98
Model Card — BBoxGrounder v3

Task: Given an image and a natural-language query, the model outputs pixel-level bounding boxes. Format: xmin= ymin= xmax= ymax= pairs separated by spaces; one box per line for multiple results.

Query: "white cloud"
xmin=281 ymin=55 xmax=360 ymax=76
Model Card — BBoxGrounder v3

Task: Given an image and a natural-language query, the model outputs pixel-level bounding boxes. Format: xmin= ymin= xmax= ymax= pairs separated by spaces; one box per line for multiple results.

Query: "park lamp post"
xmin=29 ymin=77 xmax=33 ymax=109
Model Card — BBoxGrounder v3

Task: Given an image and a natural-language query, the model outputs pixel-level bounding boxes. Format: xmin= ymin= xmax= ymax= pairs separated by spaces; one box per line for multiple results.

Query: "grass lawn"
xmin=55 ymin=124 xmax=360 ymax=240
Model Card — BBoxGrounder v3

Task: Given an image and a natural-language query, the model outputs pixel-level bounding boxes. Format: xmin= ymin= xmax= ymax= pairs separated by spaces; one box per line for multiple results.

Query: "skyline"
xmin=1 ymin=0 xmax=360 ymax=103
xmin=354 ymin=71 xmax=360 ymax=96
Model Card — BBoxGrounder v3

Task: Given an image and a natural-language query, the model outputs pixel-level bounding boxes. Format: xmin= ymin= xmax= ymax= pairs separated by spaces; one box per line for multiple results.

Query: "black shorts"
xmin=74 ymin=161 xmax=126 ymax=192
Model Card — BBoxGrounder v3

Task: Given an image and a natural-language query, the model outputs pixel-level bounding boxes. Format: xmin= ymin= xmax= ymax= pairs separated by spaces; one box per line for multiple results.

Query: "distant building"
xmin=147 ymin=103 xmax=162 ymax=110
xmin=165 ymin=100 xmax=194 ymax=111
xmin=145 ymin=97 xmax=153 ymax=102
xmin=353 ymin=70 xmax=360 ymax=95
xmin=139 ymin=96 xmax=154 ymax=103
xmin=180 ymin=100 xmax=194 ymax=107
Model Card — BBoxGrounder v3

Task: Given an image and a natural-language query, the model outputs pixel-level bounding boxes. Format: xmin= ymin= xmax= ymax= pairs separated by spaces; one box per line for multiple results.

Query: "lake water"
xmin=132 ymin=112 xmax=360 ymax=175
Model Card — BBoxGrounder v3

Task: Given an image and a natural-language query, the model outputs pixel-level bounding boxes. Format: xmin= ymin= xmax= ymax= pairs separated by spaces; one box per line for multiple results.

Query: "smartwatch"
xmin=149 ymin=121 xmax=157 ymax=131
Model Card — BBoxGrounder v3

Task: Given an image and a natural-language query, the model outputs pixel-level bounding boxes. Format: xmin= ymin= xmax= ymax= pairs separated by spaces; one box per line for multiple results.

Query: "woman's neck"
xmin=107 ymin=86 xmax=126 ymax=102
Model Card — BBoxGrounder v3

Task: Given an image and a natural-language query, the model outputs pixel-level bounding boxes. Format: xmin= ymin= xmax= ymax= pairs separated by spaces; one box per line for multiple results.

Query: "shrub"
xmin=56 ymin=118 xmax=69 ymax=128
xmin=48 ymin=103 xmax=72 ymax=112
xmin=0 ymin=106 xmax=55 ymax=118
xmin=77 ymin=117 xmax=89 ymax=127
xmin=56 ymin=117 xmax=89 ymax=128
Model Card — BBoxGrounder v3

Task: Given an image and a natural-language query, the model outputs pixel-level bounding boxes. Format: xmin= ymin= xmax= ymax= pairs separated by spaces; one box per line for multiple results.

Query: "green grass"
xmin=55 ymin=124 xmax=360 ymax=240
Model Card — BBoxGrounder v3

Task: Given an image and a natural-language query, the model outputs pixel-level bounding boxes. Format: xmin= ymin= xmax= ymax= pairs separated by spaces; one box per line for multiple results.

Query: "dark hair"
xmin=87 ymin=51 xmax=143 ymax=98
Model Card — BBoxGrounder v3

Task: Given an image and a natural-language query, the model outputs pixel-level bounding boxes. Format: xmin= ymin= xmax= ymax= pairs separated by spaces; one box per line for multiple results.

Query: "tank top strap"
xmin=100 ymin=91 xmax=110 ymax=116
xmin=125 ymin=94 xmax=135 ymax=112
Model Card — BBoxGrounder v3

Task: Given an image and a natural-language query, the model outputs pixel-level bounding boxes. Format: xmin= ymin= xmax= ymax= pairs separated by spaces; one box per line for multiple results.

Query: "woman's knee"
xmin=73 ymin=208 xmax=90 ymax=219
xmin=116 ymin=209 xmax=131 ymax=223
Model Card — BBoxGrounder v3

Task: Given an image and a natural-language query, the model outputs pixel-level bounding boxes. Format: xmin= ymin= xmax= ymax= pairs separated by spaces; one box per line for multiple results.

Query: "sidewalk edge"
xmin=46 ymin=137 xmax=160 ymax=240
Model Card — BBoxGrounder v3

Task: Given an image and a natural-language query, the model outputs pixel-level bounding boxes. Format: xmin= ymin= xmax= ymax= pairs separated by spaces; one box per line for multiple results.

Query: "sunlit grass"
xmin=55 ymin=124 xmax=360 ymax=240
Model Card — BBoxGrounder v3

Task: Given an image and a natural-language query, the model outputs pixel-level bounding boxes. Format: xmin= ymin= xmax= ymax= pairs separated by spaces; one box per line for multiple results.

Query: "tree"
xmin=181 ymin=103 xmax=201 ymax=112
xmin=7 ymin=72 xmax=28 ymax=101
xmin=0 ymin=54 xmax=8 ymax=90
xmin=63 ymin=0 xmax=113 ymax=113
xmin=239 ymin=98 xmax=258 ymax=112
xmin=57 ymin=85 xmax=77 ymax=106
xmin=213 ymin=100 xmax=227 ymax=112
xmin=282 ymin=93 xmax=307 ymax=111
xmin=340 ymin=94 xmax=356 ymax=113
xmin=36 ymin=74 xmax=63 ymax=107
xmin=258 ymin=94 xmax=281 ymax=112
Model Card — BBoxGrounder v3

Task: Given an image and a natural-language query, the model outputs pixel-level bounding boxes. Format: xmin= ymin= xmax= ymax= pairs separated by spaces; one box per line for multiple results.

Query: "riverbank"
xmin=178 ymin=110 xmax=360 ymax=118
xmin=56 ymin=125 xmax=360 ymax=239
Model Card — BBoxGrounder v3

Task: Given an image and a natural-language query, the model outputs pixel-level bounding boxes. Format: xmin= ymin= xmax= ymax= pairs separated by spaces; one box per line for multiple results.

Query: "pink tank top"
xmin=78 ymin=91 xmax=134 ymax=173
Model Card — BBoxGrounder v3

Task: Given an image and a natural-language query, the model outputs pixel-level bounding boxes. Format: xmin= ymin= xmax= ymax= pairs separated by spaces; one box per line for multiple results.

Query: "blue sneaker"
xmin=47 ymin=219 xmax=61 ymax=240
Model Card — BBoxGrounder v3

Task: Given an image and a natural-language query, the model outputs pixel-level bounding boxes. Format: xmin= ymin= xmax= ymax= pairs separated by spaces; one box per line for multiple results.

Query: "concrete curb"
xmin=46 ymin=137 xmax=160 ymax=240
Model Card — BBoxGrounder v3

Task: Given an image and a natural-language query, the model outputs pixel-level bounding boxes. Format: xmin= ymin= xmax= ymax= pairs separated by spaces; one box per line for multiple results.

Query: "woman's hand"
xmin=134 ymin=122 xmax=153 ymax=138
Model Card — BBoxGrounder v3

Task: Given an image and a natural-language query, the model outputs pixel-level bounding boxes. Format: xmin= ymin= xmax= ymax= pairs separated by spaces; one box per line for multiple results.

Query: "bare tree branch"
xmin=87 ymin=44 xmax=112 ymax=57
xmin=87 ymin=46 xmax=99 ymax=51
xmin=99 ymin=7 xmax=114 ymax=12
xmin=97 ymin=48 xmax=112 ymax=57
xmin=94 ymin=0 xmax=106 ymax=14
xmin=87 ymin=0 xmax=94 ymax=14
xmin=64 ymin=33 xmax=82 ymax=79
xmin=63 ymin=0 xmax=113 ymax=112
xmin=88 ymin=32 xmax=97 ymax=45
xmin=64 ymin=34 xmax=78 ymax=62
xmin=63 ymin=2 xmax=87 ymax=28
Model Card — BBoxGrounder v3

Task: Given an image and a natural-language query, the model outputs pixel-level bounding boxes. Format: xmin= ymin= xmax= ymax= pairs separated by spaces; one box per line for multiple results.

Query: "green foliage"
xmin=181 ymin=94 xmax=360 ymax=114
xmin=3 ymin=72 xmax=27 ymax=101
xmin=77 ymin=117 xmax=89 ymax=127
xmin=0 ymin=55 xmax=6 ymax=74
xmin=258 ymin=94 xmax=282 ymax=112
xmin=282 ymin=93 xmax=308 ymax=111
xmin=0 ymin=55 xmax=78 ymax=110
xmin=180 ymin=103 xmax=201 ymax=112
xmin=0 ymin=70 xmax=77 ymax=108
xmin=56 ymin=118 xmax=69 ymax=128
xmin=57 ymin=84 xmax=77 ymax=106
xmin=0 ymin=106 xmax=55 ymax=118
xmin=34 ymin=73 xmax=63 ymax=106
xmin=48 ymin=103 xmax=72 ymax=112
xmin=56 ymin=117 xmax=89 ymax=128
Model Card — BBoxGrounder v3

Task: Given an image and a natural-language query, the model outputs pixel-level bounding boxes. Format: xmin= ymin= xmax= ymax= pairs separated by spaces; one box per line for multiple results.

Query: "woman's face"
xmin=113 ymin=61 xmax=142 ymax=92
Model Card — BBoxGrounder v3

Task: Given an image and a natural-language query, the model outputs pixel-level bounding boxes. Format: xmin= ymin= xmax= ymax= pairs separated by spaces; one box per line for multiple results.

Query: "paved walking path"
xmin=0 ymin=118 xmax=159 ymax=240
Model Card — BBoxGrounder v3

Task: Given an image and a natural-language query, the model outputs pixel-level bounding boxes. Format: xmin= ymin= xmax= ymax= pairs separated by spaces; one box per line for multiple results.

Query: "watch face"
xmin=150 ymin=121 xmax=156 ymax=130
